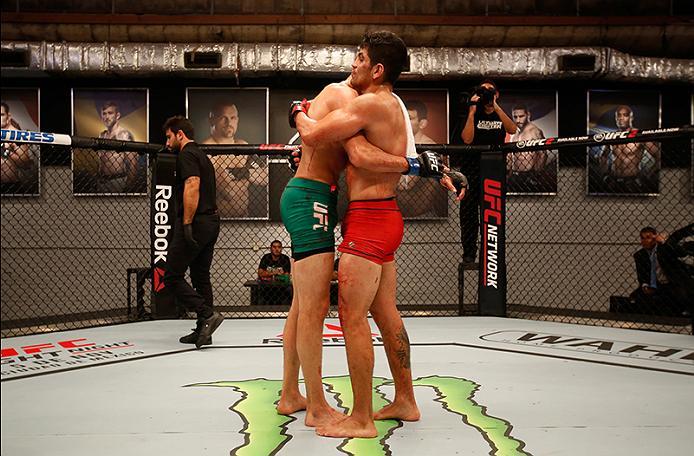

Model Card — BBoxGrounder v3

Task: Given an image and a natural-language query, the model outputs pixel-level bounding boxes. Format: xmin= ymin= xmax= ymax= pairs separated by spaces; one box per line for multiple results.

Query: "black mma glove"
xmin=288 ymin=146 xmax=302 ymax=173
xmin=446 ymin=170 xmax=469 ymax=197
xmin=403 ymin=150 xmax=443 ymax=179
xmin=183 ymin=223 xmax=199 ymax=250
xmin=288 ymin=99 xmax=311 ymax=128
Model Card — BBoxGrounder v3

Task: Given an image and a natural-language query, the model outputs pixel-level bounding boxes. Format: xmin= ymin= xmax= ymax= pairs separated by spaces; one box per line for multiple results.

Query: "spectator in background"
xmin=627 ymin=226 xmax=691 ymax=317
xmin=457 ymin=80 xmax=516 ymax=264
xmin=258 ymin=240 xmax=292 ymax=282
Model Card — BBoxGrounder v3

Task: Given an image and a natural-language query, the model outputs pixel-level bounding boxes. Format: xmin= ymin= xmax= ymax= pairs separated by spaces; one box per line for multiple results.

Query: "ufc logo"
xmin=483 ymin=179 xmax=502 ymax=225
xmin=1 ymin=339 xmax=95 ymax=357
xmin=426 ymin=152 xmax=440 ymax=172
xmin=313 ymin=202 xmax=329 ymax=231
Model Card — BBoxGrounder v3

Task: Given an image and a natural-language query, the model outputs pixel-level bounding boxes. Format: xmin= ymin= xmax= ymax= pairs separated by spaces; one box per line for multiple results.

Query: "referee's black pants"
xmin=164 ymin=213 xmax=220 ymax=320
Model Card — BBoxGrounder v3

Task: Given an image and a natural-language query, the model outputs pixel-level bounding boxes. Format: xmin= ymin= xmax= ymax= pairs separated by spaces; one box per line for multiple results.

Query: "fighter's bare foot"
xmin=316 ymin=416 xmax=378 ymax=438
xmin=305 ymin=406 xmax=346 ymax=428
xmin=276 ymin=393 xmax=307 ymax=415
xmin=374 ymin=401 xmax=420 ymax=421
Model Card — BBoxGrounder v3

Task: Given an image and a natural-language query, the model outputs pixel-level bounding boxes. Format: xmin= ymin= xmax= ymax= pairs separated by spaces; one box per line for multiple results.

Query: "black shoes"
xmin=196 ymin=311 xmax=224 ymax=349
xmin=179 ymin=330 xmax=212 ymax=346
xmin=463 ymin=255 xmax=477 ymax=264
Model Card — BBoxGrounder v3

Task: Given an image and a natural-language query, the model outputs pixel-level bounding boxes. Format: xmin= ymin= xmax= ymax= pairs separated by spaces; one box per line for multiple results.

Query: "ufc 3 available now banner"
xmin=150 ymin=152 xmax=178 ymax=318
xmin=478 ymin=151 xmax=507 ymax=316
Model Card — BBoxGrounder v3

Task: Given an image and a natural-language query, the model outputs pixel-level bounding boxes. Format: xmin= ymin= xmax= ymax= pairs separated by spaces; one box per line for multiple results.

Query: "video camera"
xmin=473 ymin=85 xmax=497 ymax=106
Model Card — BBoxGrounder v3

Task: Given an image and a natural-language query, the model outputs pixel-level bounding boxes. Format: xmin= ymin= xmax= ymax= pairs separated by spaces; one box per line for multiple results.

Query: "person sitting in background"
xmin=258 ymin=240 xmax=291 ymax=282
xmin=627 ymin=226 xmax=691 ymax=317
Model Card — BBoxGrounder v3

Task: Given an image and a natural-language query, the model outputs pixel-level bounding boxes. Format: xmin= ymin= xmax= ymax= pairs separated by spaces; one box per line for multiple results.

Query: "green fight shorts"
xmin=280 ymin=177 xmax=338 ymax=260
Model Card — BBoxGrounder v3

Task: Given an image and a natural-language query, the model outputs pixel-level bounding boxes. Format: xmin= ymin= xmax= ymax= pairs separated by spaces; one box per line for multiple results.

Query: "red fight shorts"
xmin=338 ymin=198 xmax=404 ymax=265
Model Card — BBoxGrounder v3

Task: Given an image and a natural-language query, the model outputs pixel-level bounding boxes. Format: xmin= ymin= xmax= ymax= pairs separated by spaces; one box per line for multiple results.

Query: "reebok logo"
xmin=152 ymin=185 xmax=172 ymax=264
xmin=153 ymin=267 xmax=166 ymax=292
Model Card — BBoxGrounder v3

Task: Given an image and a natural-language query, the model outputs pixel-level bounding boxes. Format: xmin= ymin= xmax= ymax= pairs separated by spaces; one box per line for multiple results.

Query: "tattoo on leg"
xmin=395 ymin=325 xmax=411 ymax=369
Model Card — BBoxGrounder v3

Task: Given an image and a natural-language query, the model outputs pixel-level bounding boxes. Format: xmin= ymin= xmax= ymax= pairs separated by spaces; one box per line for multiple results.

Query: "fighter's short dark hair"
xmin=163 ymin=116 xmax=195 ymax=140
xmin=359 ymin=30 xmax=408 ymax=85
xmin=405 ymin=100 xmax=428 ymax=120
xmin=270 ymin=239 xmax=282 ymax=247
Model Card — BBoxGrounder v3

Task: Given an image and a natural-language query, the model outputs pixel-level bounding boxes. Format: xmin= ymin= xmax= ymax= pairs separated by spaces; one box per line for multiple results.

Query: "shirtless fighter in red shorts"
xmin=293 ymin=31 xmax=460 ymax=438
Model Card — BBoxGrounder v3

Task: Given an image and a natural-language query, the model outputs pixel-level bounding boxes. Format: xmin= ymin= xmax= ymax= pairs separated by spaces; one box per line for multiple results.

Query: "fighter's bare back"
xmin=294 ymin=82 xmax=354 ymax=185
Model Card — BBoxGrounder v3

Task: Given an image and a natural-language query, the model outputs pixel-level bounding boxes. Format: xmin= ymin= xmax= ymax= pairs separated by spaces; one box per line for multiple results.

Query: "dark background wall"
xmin=2 ymin=75 xmax=691 ymax=167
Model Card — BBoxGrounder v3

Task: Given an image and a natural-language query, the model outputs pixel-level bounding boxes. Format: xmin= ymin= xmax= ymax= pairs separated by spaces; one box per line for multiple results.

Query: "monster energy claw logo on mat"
xmin=188 ymin=375 xmax=530 ymax=456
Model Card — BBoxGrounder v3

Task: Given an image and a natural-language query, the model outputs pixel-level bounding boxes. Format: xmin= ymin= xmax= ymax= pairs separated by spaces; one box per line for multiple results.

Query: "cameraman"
xmin=457 ymin=80 xmax=515 ymax=263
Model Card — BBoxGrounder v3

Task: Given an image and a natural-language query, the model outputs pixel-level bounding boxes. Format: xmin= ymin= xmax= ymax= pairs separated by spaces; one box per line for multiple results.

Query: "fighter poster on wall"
xmin=187 ymin=87 xmax=269 ymax=220
xmin=71 ymin=88 xmax=149 ymax=196
xmin=587 ymin=90 xmax=661 ymax=196
xmin=394 ymin=89 xmax=449 ymax=219
xmin=499 ymin=90 xmax=559 ymax=195
xmin=1 ymin=88 xmax=40 ymax=196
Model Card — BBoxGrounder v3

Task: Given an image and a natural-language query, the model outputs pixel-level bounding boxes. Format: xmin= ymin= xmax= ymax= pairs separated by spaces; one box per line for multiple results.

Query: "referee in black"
xmin=163 ymin=116 xmax=223 ymax=348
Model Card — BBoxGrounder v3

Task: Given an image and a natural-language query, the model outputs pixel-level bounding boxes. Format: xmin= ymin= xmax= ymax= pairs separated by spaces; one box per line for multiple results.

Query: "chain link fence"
xmin=505 ymin=138 xmax=693 ymax=334
xmin=2 ymin=131 xmax=692 ymax=337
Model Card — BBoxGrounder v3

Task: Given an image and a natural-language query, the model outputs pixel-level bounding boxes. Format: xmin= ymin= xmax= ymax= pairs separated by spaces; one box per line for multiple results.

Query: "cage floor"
xmin=2 ymin=317 xmax=693 ymax=456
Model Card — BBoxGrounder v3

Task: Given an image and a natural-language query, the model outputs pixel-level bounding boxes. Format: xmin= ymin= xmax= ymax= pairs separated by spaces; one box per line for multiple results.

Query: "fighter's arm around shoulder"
xmin=182 ymin=176 xmax=200 ymax=224
xmin=304 ymin=83 xmax=354 ymax=119
xmin=296 ymin=94 xmax=374 ymax=146
xmin=343 ymin=134 xmax=408 ymax=173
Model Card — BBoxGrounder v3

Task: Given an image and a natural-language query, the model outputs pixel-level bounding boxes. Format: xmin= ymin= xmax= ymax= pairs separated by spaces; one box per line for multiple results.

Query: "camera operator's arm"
xmin=461 ymin=96 xmax=478 ymax=145
xmin=493 ymin=97 xmax=517 ymax=135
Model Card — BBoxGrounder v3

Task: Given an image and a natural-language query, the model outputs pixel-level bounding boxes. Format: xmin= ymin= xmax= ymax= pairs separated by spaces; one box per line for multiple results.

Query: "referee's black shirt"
xmin=176 ymin=142 xmax=217 ymax=217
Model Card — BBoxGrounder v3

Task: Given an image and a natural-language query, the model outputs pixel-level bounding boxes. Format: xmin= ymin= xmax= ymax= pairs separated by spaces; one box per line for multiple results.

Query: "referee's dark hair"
xmin=163 ymin=115 xmax=195 ymax=140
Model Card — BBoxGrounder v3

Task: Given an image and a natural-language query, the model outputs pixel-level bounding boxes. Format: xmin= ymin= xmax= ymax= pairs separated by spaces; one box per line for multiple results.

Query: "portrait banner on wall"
xmin=587 ymin=90 xmax=661 ymax=196
xmin=1 ymin=87 xmax=40 ymax=196
xmin=395 ymin=89 xmax=449 ymax=220
xmin=71 ymin=88 xmax=149 ymax=196
xmin=187 ymin=87 xmax=269 ymax=220
xmin=499 ymin=90 xmax=559 ymax=195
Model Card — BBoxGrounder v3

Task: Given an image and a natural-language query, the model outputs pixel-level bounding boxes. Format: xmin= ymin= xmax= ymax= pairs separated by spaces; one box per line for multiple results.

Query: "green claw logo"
xmin=187 ymin=375 xmax=530 ymax=456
